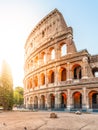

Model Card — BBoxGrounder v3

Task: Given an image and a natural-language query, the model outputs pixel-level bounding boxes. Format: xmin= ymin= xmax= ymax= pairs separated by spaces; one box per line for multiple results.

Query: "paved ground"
xmin=0 ymin=110 xmax=98 ymax=130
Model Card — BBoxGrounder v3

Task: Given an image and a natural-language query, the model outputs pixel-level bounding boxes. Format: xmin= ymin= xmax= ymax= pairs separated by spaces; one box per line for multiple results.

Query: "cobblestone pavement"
xmin=0 ymin=111 xmax=98 ymax=130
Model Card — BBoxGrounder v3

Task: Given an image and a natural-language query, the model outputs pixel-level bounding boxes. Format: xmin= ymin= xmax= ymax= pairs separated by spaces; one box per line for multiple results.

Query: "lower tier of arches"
xmin=24 ymin=88 xmax=98 ymax=111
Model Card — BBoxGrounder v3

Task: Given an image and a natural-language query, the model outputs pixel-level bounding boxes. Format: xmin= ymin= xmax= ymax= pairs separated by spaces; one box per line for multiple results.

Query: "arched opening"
xmin=27 ymin=80 xmax=30 ymax=90
xmin=40 ymin=95 xmax=45 ymax=109
xmin=42 ymin=30 xmax=45 ymax=37
xmin=61 ymin=68 xmax=66 ymax=81
xmin=43 ymin=54 xmax=46 ymax=63
xmin=51 ymin=48 xmax=55 ymax=60
xmin=29 ymin=60 xmax=33 ymax=68
xmin=34 ymin=76 xmax=38 ymax=87
xmin=92 ymin=67 xmax=98 ymax=77
xmin=73 ymin=92 xmax=82 ymax=109
xmin=49 ymin=94 xmax=55 ymax=109
xmin=34 ymin=96 xmax=38 ymax=109
xmin=29 ymin=97 xmax=33 ymax=109
xmin=73 ymin=65 xmax=82 ymax=79
xmin=48 ymin=70 xmax=55 ymax=83
xmin=34 ymin=56 xmax=38 ymax=67
xmin=41 ymin=52 xmax=46 ymax=64
xmin=61 ymin=44 xmax=67 ymax=56
xmin=26 ymin=97 xmax=29 ymax=109
xmin=89 ymin=91 xmax=98 ymax=109
xmin=29 ymin=78 xmax=33 ymax=89
xmin=61 ymin=93 xmax=67 ymax=108
xmin=40 ymin=73 xmax=45 ymax=85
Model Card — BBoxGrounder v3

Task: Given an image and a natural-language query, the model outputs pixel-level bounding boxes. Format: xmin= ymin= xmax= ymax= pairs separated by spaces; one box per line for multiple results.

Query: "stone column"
xmin=45 ymin=94 xmax=48 ymax=109
xmin=55 ymin=92 xmax=60 ymax=109
xmin=37 ymin=74 xmax=40 ymax=88
xmin=24 ymin=97 xmax=26 ymax=108
xmin=38 ymin=96 xmax=40 ymax=109
xmin=82 ymin=57 xmax=88 ymax=79
xmin=46 ymin=48 xmax=50 ymax=63
xmin=38 ymin=53 xmax=42 ymax=66
xmin=67 ymin=89 xmax=71 ymax=110
xmin=55 ymin=92 xmax=59 ymax=110
xmin=46 ymin=94 xmax=51 ymax=109
xmin=57 ymin=45 xmax=61 ymax=59
xmin=32 ymin=76 xmax=35 ymax=89
xmin=38 ymin=53 xmax=41 ymax=67
xmin=67 ymin=62 xmax=72 ymax=81
xmin=32 ymin=97 xmax=34 ymax=109
xmin=86 ymin=95 xmax=89 ymax=110
xmin=28 ymin=97 xmax=30 ymax=109
xmin=55 ymin=43 xmax=58 ymax=60
xmin=25 ymin=80 xmax=27 ymax=91
xmin=82 ymin=87 xmax=88 ymax=111
xmin=45 ymin=70 xmax=48 ymax=87
xmin=54 ymin=66 xmax=58 ymax=86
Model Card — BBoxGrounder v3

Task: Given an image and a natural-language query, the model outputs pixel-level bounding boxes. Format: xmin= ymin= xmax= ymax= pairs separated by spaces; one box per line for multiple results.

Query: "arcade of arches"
xmin=26 ymin=64 xmax=83 ymax=90
xmin=24 ymin=90 xmax=98 ymax=110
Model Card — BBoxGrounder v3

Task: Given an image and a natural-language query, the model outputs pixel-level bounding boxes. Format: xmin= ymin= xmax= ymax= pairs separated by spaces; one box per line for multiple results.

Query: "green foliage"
xmin=13 ymin=86 xmax=24 ymax=106
xmin=0 ymin=60 xmax=13 ymax=110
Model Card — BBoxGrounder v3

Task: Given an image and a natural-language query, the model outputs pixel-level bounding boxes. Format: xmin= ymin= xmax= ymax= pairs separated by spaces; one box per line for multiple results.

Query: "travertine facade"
xmin=24 ymin=9 xmax=98 ymax=111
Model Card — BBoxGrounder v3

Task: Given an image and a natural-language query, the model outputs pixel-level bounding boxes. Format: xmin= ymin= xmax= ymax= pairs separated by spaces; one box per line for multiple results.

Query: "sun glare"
xmin=0 ymin=4 xmax=26 ymax=88
xmin=0 ymin=56 xmax=3 ymax=73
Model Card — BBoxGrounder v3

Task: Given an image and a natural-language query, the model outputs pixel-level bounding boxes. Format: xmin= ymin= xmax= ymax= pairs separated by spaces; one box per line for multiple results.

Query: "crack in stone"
xmin=78 ymin=120 xmax=94 ymax=130
xmin=32 ymin=120 xmax=47 ymax=130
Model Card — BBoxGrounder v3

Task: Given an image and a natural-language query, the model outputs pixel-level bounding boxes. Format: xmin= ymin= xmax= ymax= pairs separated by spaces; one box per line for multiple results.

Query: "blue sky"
xmin=0 ymin=0 xmax=98 ymax=87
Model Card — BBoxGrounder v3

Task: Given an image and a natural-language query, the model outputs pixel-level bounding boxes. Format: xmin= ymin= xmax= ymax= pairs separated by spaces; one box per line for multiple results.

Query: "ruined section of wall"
xmin=24 ymin=9 xmax=77 ymax=61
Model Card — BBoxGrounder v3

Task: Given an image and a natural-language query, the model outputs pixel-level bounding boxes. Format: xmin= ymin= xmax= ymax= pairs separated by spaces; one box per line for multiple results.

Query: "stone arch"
xmin=29 ymin=78 xmax=33 ymax=89
xmin=48 ymin=93 xmax=55 ymax=109
xmin=34 ymin=56 xmax=38 ymax=66
xmin=34 ymin=96 xmax=38 ymax=109
xmin=60 ymin=43 xmax=67 ymax=56
xmin=60 ymin=93 xmax=67 ymax=108
xmin=59 ymin=67 xmax=67 ymax=81
xmin=42 ymin=30 xmax=45 ymax=37
xmin=40 ymin=73 xmax=45 ymax=85
xmin=73 ymin=91 xmax=82 ymax=109
xmin=88 ymin=90 xmax=98 ymax=109
xmin=27 ymin=79 xmax=30 ymax=90
xmin=26 ymin=97 xmax=29 ymax=108
xmin=49 ymin=47 xmax=55 ymax=60
xmin=27 ymin=78 xmax=32 ymax=90
xmin=30 ymin=59 xmax=33 ymax=66
xmin=30 ymin=97 xmax=33 ymax=104
xmin=29 ymin=97 xmax=33 ymax=109
xmin=40 ymin=95 xmax=45 ymax=109
xmin=34 ymin=75 xmax=38 ymax=87
xmin=48 ymin=70 xmax=55 ymax=83
xmin=40 ymin=51 xmax=46 ymax=64
xmin=72 ymin=64 xmax=82 ymax=79
xmin=92 ymin=67 xmax=98 ymax=77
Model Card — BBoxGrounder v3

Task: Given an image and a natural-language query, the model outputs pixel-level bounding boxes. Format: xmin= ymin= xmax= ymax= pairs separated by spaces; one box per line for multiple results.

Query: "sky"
xmin=0 ymin=0 xmax=98 ymax=87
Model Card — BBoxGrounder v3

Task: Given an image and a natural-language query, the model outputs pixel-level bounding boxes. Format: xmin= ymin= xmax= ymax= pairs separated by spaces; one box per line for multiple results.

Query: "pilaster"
xmin=67 ymin=89 xmax=71 ymax=110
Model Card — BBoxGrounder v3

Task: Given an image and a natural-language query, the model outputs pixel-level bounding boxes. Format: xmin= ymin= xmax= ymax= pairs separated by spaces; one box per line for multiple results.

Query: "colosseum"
xmin=24 ymin=9 xmax=98 ymax=112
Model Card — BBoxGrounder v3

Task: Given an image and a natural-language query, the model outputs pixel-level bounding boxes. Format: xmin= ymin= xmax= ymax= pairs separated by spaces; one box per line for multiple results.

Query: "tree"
xmin=0 ymin=60 xmax=13 ymax=110
xmin=13 ymin=86 xmax=24 ymax=106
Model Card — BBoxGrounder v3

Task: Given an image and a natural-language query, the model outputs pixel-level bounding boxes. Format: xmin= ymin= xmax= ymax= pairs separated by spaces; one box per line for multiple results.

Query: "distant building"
xmin=24 ymin=9 xmax=98 ymax=111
